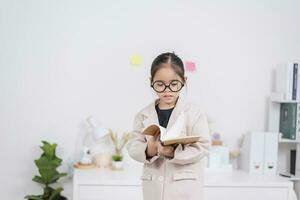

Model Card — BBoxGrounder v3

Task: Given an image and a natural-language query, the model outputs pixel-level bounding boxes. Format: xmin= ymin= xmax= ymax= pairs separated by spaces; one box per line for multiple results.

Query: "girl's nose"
xmin=164 ymin=86 xmax=172 ymax=92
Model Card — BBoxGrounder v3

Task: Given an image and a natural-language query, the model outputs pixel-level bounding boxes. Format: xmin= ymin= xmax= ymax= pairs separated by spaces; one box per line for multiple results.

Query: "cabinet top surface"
xmin=73 ymin=168 xmax=293 ymax=188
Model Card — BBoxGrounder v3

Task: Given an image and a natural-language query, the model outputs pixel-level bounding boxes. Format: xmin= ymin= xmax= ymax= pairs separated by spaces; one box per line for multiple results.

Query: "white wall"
xmin=1 ymin=0 xmax=300 ymax=199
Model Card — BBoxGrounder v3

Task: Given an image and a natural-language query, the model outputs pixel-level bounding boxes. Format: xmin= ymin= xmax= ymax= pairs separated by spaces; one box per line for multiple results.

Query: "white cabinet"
xmin=73 ymin=168 xmax=143 ymax=200
xmin=205 ymin=187 xmax=287 ymax=200
xmin=73 ymin=168 xmax=294 ymax=200
xmin=78 ymin=185 xmax=142 ymax=200
xmin=204 ymin=169 xmax=293 ymax=200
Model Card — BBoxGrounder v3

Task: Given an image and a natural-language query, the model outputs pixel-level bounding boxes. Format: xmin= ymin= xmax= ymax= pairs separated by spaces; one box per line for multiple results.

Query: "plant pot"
xmin=112 ymin=160 xmax=123 ymax=170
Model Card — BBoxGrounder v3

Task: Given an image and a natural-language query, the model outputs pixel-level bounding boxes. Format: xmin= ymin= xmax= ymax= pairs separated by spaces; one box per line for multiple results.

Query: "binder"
xmin=263 ymin=132 xmax=278 ymax=175
xmin=276 ymin=64 xmax=292 ymax=100
xmin=276 ymin=63 xmax=299 ymax=100
xmin=240 ymin=132 xmax=265 ymax=174
xmin=240 ymin=132 xmax=278 ymax=175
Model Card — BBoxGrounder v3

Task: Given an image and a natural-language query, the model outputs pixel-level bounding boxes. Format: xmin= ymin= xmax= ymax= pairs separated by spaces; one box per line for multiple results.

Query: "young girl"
xmin=127 ymin=52 xmax=211 ymax=200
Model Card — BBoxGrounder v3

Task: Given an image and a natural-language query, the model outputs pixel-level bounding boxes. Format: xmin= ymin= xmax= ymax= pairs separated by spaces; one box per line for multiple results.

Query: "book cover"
xmin=296 ymin=63 xmax=300 ymax=100
xmin=291 ymin=150 xmax=296 ymax=175
xmin=276 ymin=64 xmax=293 ymax=100
xmin=279 ymin=103 xmax=297 ymax=140
xmin=296 ymin=103 xmax=300 ymax=139
xmin=292 ymin=63 xmax=298 ymax=100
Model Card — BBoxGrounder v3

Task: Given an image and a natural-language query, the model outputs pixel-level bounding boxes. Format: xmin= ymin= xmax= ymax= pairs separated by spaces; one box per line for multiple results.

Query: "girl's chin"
xmin=161 ymin=97 xmax=176 ymax=104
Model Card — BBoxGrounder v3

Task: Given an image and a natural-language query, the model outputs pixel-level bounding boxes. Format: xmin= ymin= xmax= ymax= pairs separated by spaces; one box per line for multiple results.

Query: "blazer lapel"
xmin=141 ymin=100 xmax=159 ymax=128
xmin=165 ymin=96 xmax=186 ymax=131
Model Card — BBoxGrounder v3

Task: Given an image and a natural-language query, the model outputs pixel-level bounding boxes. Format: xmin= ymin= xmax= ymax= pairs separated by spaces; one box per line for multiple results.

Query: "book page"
xmin=161 ymin=111 xmax=185 ymax=141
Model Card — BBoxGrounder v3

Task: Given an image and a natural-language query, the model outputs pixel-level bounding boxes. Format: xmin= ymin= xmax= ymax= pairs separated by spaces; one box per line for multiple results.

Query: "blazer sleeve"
xmin=167 ymin=110 xmax=211 ymax=165
xmin=126 ymin=113 xmax=160 ymax=164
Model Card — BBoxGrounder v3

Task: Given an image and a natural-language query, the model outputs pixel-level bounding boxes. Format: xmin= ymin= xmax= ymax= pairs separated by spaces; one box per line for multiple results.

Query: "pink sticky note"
xmin=185 ymin=61 xmax=196 ymax=72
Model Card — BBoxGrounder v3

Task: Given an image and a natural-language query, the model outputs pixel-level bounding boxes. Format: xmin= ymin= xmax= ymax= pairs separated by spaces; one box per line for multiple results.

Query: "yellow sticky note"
xmin=130 ymin=55 xmax=143 ymax=65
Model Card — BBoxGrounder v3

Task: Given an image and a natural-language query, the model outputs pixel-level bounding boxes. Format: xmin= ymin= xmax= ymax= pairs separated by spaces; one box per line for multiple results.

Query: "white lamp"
xmin=75 ymin=116 xmax=109 ymax=168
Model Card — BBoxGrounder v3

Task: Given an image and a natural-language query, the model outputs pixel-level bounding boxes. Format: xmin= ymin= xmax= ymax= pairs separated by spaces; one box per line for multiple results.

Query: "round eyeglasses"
xmin=151 ymin=80 xmax=184 ymax=93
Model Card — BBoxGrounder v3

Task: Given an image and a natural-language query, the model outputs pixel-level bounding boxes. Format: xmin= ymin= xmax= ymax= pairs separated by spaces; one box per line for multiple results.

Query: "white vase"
xmin=94 ymin=153 xmax=111 ymax=168
xmin=112 ymin=160 xmax=123 ymax=170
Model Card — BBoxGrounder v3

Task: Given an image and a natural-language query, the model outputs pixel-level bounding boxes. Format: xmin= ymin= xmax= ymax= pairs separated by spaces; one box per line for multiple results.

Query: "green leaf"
xmin=40 ymin=141 xmax=57 ymax=159
xmin=49 ymin=173 xmax=68 ymax=184
xmin=34 ymin=156 xmax=60 ymax=170
xmin=34 ymin=156 xmax=63 ymax=184
xmin=112 ymin=154 xmax=123 ymax=161
xmin=49 ymin=187 xmax=63 ymax=200
xmin=24 ymin=194 xmax=44 ymax=200
xmin=43 ymin=186 xmax=54 ymax=198
xmin=32 ymin=175 xmax=46 ymax=184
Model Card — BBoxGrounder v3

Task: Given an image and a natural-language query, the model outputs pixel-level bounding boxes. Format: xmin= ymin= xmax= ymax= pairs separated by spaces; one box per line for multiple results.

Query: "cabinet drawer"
xmin=204 ymin=187 xmax=288 ymax=200
xmin=78 ymin=185 xmax=142 ymax=200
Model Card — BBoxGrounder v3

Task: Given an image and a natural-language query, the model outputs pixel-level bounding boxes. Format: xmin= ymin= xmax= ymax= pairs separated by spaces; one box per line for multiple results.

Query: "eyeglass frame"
xmin=150 ymin=80 xmax=185 ymax=93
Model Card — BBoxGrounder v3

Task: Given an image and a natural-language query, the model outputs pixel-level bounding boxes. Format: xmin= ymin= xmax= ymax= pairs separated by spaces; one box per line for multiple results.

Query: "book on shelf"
xmin=279 ymin=103 xmax=300 ymax=140
xmin=276 ymin=63 xmax=299 ymax=100
xmin=291 ymin=149 xmax=296 ymax=176
xmin=142 ymin=112 xmax=201 ymax=145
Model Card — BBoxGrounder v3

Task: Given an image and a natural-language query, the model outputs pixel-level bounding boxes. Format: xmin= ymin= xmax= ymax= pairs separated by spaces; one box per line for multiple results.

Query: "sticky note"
xmin=185 ymin=61 xmax=196 ymax=72
xmin=130 ymin=55 xmax=143 ymax=65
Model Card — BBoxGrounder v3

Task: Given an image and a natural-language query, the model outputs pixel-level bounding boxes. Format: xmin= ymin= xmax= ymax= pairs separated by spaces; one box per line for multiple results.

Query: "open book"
xmin=142 ymin=112 xmax=201 ymax=145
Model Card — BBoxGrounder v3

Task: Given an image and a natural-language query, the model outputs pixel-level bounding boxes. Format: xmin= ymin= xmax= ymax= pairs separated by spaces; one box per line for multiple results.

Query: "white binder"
xmin=276 ymin=64 xmax=292 ymax=100
xmin=240 ymin=132 xmax=265 ymax=174
xmin=240 ymin=131 xmax=278 ymax=175
xmin=263 ymin=132 xmax=278 ymax=175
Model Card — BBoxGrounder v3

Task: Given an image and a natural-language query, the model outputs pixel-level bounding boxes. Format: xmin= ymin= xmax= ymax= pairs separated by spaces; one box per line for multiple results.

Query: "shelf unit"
xmin=279 ymin=138 xmax=300 ymax=144
xmin=268 ymin=93 xmax=300 ymax=181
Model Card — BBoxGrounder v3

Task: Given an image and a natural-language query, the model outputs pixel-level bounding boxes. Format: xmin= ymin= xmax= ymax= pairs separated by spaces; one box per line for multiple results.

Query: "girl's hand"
xmin=146 ymin=133 xmax=160 ymax=158
xmin=157 ymin=143 xmax=176 ymax=158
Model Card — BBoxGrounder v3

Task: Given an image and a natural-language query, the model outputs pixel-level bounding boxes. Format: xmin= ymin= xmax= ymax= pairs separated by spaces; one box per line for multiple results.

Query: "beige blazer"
xmin=127 ymin=96 xmax=211 ymax=200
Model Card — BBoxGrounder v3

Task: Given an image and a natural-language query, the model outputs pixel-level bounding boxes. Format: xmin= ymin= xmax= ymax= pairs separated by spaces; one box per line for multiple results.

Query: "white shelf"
xmin=268 ymin=93 xmax=300 ymax=184
xmin=270 ymin=93 xmax=300 ymax=103
xmin=290 ymin=177 xmax=300 ymax=181
xmin=271 ymin=99 xmax=300 ymax=103
xmin=279 ymin=173 xmax=300 ymax=181
xmin=279 ymin=138 xmax=300 ymax=143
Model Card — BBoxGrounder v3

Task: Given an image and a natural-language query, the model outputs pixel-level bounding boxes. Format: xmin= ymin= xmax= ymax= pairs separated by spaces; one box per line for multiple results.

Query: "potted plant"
xmin=109 ymin=130 xmax=131 ymax=170
xmin=25 ymin=141 xmax=68 ymax=200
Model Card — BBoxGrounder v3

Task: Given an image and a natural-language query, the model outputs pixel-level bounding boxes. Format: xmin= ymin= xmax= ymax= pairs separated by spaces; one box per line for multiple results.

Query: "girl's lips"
xmin=163 ymin=95 xmax=173 ymax=98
